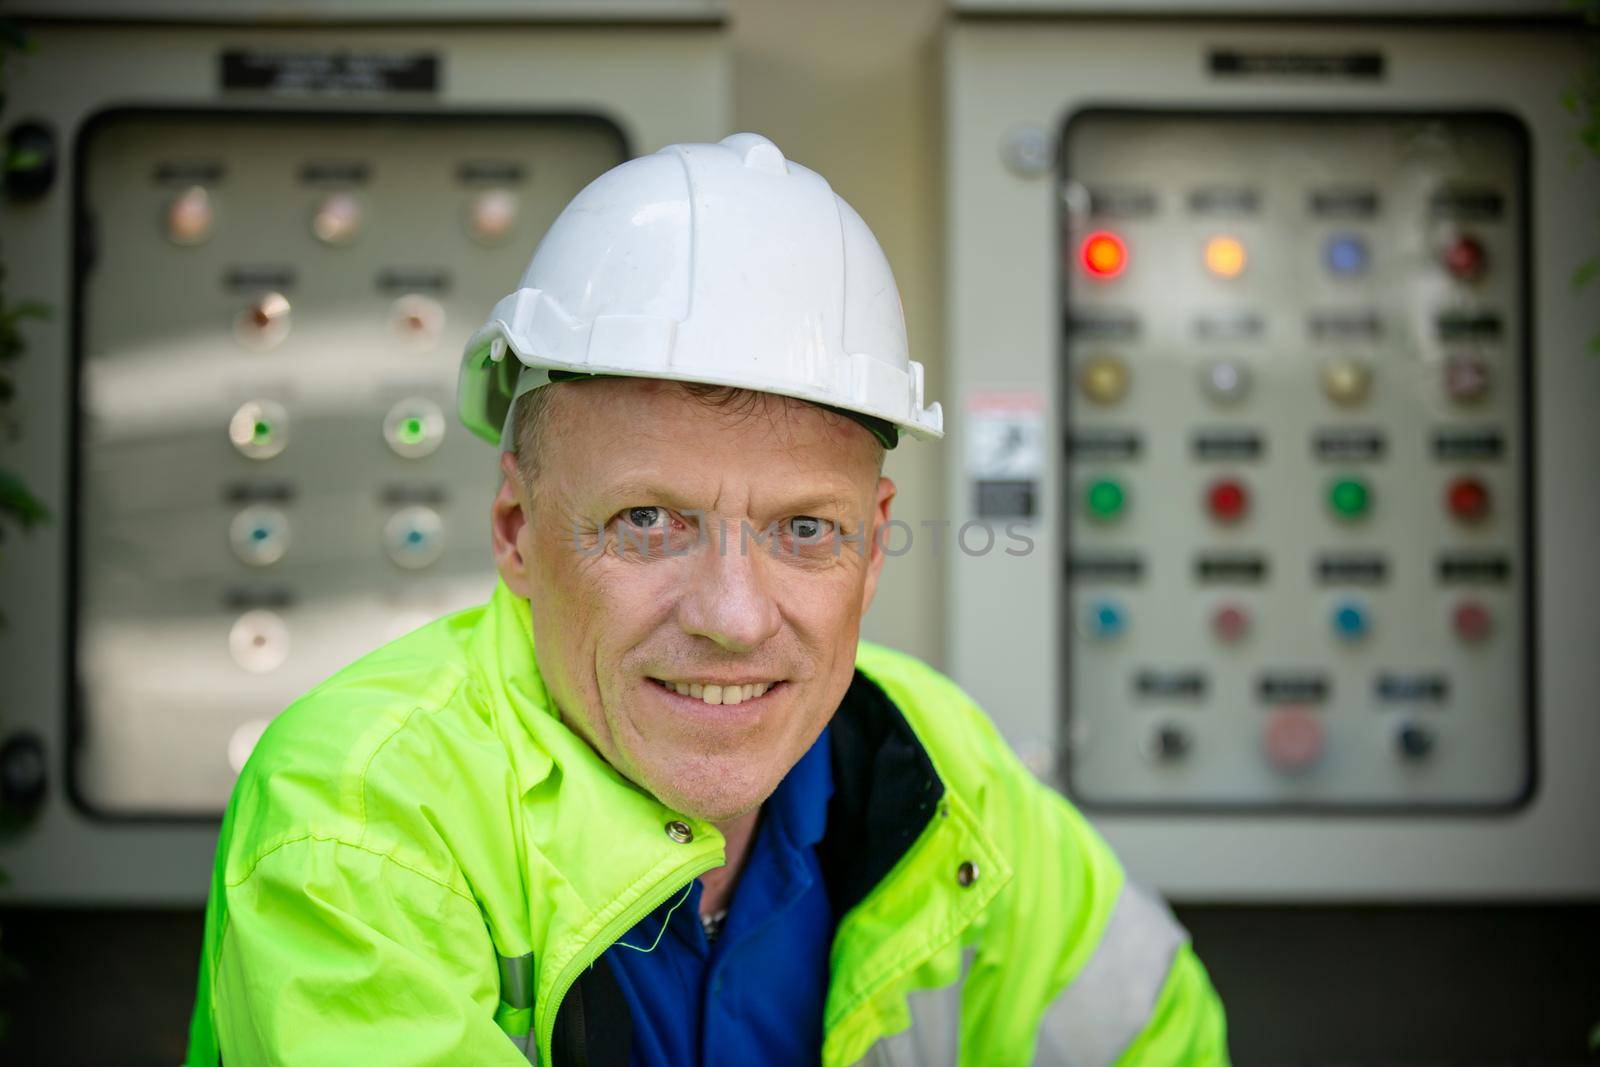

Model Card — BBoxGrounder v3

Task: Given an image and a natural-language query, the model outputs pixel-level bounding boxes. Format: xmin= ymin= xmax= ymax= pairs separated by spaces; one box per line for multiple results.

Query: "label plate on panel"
xmin=221 ymin=50 xmax=440 ymax=95
xmin=967 ymin=390 xmax=1044 ymax=520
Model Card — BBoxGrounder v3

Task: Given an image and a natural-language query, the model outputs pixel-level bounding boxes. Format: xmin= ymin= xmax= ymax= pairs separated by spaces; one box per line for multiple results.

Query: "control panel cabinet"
xmin=0 ymin=15 xmax=728 ymax=903
xmin=1059 ymin=111 xmax=1531 ymax=810
xmin=75 ymin=111 xmax=626 ymax=816
xmin=946 ymin=16 xmax=1600 ymax=898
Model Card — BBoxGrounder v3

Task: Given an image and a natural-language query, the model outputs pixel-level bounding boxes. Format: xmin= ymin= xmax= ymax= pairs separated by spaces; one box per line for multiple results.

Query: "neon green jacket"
xmin=186 ymin=576 xmax=1228 ymax=1065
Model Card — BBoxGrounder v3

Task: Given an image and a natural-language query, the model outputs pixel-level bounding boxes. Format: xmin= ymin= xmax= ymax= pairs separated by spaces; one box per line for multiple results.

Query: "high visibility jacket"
xmin=185 ymin=576 xmax=1229 ymax=1066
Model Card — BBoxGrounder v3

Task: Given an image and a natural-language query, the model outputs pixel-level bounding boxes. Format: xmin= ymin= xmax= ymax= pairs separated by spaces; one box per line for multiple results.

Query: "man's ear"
xmin=860 ymin=475 xmax=897 ymax=615
xmin=491 ymin=451 xmax=534 ymax=597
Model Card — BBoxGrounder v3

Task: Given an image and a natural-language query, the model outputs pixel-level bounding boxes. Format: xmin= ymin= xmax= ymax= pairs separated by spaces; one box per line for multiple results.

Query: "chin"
xmin=679 ymin=796 xmax=761 ymax=826
xmin=642 ymin=759 xmax=774 ymax=825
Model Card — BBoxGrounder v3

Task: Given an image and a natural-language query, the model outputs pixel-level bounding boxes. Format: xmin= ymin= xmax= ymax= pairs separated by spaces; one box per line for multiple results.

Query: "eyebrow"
xmin=596 ymin=479 xmax=863 ymax=518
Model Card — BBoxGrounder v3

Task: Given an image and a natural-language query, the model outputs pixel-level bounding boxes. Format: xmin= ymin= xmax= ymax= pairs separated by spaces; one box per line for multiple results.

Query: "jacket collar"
xmin=818 ymin=670 xmax=1008 ymax=1042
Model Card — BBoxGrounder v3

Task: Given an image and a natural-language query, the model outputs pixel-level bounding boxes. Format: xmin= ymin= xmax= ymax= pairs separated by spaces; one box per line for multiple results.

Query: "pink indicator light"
xmin=1212 ymin=604 xmax=1250 ymax=643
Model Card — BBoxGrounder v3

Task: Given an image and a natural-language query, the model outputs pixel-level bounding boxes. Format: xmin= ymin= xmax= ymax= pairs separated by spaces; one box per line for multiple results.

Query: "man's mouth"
xmin=649 ymin=677 xmax=782 ymax=707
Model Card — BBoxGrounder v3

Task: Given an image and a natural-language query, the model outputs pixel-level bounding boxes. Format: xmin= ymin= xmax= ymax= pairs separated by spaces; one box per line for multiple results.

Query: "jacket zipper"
xmin=565 ymin=979 xmax=586 ymax=1067
xmin=537 ymin=853 xmax=721 ymax=1065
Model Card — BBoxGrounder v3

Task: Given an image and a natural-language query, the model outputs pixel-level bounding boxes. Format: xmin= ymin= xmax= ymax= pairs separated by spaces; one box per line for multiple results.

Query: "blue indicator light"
xmin=252 ymin=527 xmax=269 ymax=541
xmin=1332 ymin=601 xmax=1369 ymax=640
xmin=407 ymin=529 xmax=424 ymax=545
xmin=1086 ymin=599 xmax=1126 ymax=639
xmin=1324 ymin=234 xmax=1369 ymax=277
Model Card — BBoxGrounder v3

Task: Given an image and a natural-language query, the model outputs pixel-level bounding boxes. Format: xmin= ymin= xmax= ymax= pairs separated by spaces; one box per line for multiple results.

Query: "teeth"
xmin=657 ymin=679 xmax=776 ymax=706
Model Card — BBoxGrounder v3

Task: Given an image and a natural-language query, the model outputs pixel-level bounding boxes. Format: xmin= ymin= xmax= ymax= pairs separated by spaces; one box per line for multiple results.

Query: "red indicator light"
xmin=1443 ymin=235 xmax=1486 ymax=282
xmin=1446 ymin=476 xmax=1490 ymax=523
xmin=1212 ymin=603 xmax=1250 ymax=643
xmin=1206 ymin=478 xmax=1249 ymax=523
xmin=1081 ymin=231 xmax=1128 ymax=279
xmin=1452 ymin=600 xmax=1492 ymax=643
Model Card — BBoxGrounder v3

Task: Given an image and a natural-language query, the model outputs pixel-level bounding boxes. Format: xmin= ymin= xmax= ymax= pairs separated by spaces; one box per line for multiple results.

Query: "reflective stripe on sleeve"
xmin=1035 ymin=879 xmax=1189 ymax=1067
xmin=497 ymin=951 xmax=535 ymax=1011
xmin=859 ymin=947 xmax=975 ymax=1067
xmin=497 ymin=951 xmax=538 ymax=1062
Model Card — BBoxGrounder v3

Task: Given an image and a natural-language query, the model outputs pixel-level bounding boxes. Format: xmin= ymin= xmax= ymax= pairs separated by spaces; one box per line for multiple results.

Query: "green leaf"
xmin=1575 ymin=257 xmax=1600 ymax=291
xmin=0 ymin=468 xmax=50 ymax=529
xmin=6 ymin=300 xmax=50 ymax=322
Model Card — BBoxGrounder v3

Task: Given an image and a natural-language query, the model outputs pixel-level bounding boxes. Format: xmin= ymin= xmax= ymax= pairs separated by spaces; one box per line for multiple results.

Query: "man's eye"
xmin=624 ymin=506 xmax=667 ymax=529
xmin=787 ymin=516 xmax=833 ymax=541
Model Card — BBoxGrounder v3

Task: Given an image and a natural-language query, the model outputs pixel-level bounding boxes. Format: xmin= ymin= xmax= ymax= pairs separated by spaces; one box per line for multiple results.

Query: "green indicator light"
xmin=253 ymin=420 xmax=272 ymax=441
xmin=1329 ymin=477 xmax=1370 ymax=518
xmin=400 ymin=416 xmax=425 ymax=443
xmin=1085 ymin=478 xmax=1126 ymax=520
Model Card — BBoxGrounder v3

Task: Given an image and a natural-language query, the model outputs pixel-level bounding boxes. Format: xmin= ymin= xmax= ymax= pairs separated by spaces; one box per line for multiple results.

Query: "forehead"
xmin=540 ymin=377 xmax=879 ymax=485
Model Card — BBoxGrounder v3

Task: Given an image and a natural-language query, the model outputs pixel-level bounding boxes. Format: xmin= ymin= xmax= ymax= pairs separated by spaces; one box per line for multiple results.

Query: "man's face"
xmin=490 ymin=378 xmax=895 ymax=824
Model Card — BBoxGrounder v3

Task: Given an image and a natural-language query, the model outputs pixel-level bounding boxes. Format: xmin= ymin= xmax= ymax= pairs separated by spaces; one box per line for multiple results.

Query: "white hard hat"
xmin=457 ymin=132 xmax=943 ymax=452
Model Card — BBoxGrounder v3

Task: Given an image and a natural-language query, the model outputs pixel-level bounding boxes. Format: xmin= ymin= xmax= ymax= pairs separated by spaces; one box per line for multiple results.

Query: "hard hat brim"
xmin=458 ymin=321 xmax=943 ymax=452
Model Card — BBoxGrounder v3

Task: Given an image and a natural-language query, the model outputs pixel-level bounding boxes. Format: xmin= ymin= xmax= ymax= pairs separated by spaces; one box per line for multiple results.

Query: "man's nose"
xmin=676 ymin=520 xmax=782 ymax=652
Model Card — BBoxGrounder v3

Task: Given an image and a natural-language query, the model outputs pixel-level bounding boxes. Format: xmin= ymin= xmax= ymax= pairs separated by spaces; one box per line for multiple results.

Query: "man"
xmin=186 ymin=133 xmax=1228 ymax=1066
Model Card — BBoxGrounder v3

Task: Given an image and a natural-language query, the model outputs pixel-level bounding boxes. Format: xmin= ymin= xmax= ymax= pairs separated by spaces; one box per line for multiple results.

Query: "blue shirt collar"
xmin=763 ymin=722 xmax=833 ymax=851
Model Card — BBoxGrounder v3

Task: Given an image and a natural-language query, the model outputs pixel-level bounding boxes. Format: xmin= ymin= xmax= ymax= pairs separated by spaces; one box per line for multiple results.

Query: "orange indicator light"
xmin=1204 ymin=235 xmax=1247 ymax=279
xmin=1081 ymin=231 xmax=1128 ymax=279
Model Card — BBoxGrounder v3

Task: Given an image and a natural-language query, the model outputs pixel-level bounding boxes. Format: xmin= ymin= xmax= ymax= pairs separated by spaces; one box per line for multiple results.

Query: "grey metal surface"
xmin=75 ymin=111 xmax=623 ymax=817
xmin=1058 ymin=112 xmax=1530 ymax=808
xmin=0 ymin=20 xmax=729 ymax=904
xmin=944 ymin=18 xmax=1600 ymax=898
xmin=950 ymin=0 xmax=1574 ymax=17
xmin=8 ymin=0 xmax=728 ymax=23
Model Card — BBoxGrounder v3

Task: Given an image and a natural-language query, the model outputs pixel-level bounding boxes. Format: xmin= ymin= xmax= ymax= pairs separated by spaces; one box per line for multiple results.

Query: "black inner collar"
xmin=817 ymin=669 xmax=946 ymax=920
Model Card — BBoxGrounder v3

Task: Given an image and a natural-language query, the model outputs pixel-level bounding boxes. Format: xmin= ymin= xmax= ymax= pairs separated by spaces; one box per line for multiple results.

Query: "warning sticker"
xmin=966 ymin=390 xmax=1044 ymax=480
xmin=966 ymin=391 xmax=1044 ymax=520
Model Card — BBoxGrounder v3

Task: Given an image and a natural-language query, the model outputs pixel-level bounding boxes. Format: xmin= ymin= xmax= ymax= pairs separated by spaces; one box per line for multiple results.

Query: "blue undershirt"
xmin=602 ymin=724 xmax=835 ymax=1067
